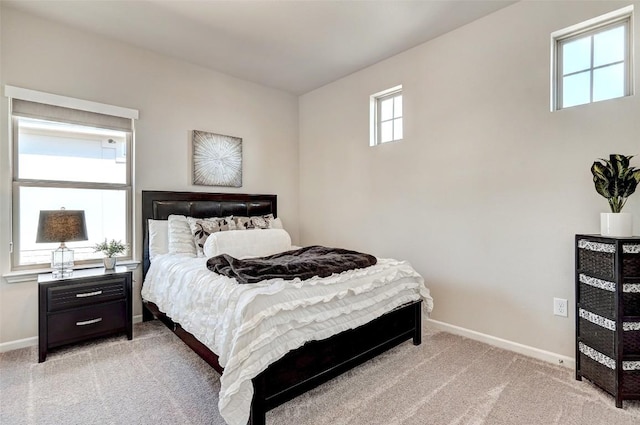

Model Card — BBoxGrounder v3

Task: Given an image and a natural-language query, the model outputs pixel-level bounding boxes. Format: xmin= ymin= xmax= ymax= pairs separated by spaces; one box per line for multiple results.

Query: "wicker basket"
xmin=579 ymin=249 xmax=615 ymax=280
xmin=580 ymin=318 xmax=615 ymax=357
xmin=622 ymin=371 xmax=640 ymax=394
xmin=624 ymin=328 xmax=640 ymax=354
xmin=580 ymin=283 xmax=615 ymax=319
xmin=580 ymin=353 xmax=615 ymax=394
xmin=623 ymin=292 xmax=640 ymax=316
xmin=623 ymin=254 xmax=640 ymax=278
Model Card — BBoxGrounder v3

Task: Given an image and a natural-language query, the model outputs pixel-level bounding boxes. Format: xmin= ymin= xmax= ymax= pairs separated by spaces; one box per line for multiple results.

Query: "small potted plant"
xmin=591 ymin=154 xmax=640 ymax=236
xmin=94 ymin=239 xmax=128 ymax=269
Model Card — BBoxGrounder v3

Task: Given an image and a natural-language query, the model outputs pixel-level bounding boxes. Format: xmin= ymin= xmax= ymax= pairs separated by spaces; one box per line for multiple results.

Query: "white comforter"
xmin=141 ymin=253 xmax=433 ymax=425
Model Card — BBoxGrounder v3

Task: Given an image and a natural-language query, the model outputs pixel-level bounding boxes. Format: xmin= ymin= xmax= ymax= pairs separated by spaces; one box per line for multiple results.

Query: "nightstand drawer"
xmin=47 ymin=301 xmax=127 ymax=347
xmin=48 ymin=278 xmax=126 ymax=312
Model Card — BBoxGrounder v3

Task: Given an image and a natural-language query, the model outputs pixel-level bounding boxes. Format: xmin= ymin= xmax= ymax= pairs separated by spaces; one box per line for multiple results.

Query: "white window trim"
xmin=4 ymin=86 xmax=139 ymax=119
xmin=550 ymin=5 xmax=634 ymax=111
xmin=6 ymin=86 xmax=138 ymax=272
xmin=2 ymin=261 xmax=139 ymax=284
xmin=370 ymin=85 xmax=402 ymax=146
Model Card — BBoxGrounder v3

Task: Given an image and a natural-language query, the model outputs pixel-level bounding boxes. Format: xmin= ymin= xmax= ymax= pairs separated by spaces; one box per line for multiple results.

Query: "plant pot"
xmin=103 ymin=257 xmax=117 ymax=270
xmin=601 ymin=212 xmax=633 ymax=237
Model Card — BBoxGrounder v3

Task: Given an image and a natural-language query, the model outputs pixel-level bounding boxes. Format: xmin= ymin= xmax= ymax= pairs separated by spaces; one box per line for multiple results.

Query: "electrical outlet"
xmin=553 ymin=298 xmax=568 ymax=317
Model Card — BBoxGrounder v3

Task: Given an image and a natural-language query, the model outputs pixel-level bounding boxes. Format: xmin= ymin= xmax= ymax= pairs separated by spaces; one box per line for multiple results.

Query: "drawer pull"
xmin=76 ymin=290 xmax=103 ymax=298
xmin=76 ymin=318 xmax=103 ymax=326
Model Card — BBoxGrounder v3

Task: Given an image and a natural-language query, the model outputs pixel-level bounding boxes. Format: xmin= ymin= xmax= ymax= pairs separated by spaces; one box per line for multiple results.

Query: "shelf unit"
xmin=575 ymin=234 xmax=640 ymax=407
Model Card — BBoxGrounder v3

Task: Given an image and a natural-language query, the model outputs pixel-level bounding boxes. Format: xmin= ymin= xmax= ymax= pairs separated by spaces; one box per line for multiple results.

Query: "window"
xmin=552 ymin=6 xmax=633 ymax=110
xmin=8 ymin=88 xmax=137 ymax=270
xmin=370 ymin=85 xmax=403 ymax=145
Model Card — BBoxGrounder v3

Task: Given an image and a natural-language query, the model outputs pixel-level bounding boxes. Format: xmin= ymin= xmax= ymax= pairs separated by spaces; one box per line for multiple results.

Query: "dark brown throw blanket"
xmin=206 ymin=245 xmax=377 ymax=284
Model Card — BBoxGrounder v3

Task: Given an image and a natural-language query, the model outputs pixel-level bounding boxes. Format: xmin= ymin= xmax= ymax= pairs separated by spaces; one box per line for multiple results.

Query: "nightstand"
xmin=38 ymin=266 xmax=133 ymax=362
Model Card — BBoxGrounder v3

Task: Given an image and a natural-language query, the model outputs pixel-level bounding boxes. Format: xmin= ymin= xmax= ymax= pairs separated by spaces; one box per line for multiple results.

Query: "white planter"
xmin=103 ymin=257 xmax=117 ymax=270
xmin=600 ymin=212 xmax=633 ymax=237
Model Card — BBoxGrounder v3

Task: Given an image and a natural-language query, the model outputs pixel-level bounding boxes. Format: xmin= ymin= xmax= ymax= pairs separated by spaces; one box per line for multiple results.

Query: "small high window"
xmin=552 ymin=6 xmax=633 ymax=110
xmin=370 ymin=85 xmax=402 ymax=145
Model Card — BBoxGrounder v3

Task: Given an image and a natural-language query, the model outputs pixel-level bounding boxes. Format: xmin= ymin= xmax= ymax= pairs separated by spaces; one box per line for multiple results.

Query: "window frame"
xmin=7 ymin=88 xmax=136 ymax=271
xmin=552 ymin=6 xmax=633 ymax=111
xmin=370 ymin=85 xmax=403 ymax=146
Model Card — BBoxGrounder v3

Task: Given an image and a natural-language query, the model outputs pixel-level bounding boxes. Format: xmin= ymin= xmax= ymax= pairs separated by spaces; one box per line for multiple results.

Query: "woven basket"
xmin=623 ymin=292 xmax=640 ymax=316
xmin=580 ymin=353 xmax=615 ymax=394
xmin=623 ymin=254 xmax=640 ymax=277
xmin=579 ymin=249 xmax=615 ymax=280
xmin=624 ymin=328 xmax=640 ymax=354
xmin=580 ymin=283 xmax=615 ymax=319
xmin=580 ymin=318 xmax=615 ymax=357
xmin=622 ymin=371 xmax=640 ymax=394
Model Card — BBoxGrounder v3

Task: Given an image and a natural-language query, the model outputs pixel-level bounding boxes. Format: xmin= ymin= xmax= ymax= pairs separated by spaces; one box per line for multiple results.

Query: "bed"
xmin=141 ymin=190 xmax=432 ymax=425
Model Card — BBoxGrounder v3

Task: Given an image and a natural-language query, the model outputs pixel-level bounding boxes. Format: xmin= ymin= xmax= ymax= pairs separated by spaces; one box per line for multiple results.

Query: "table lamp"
xmin=36 ymin=208 xmax=88 ymax=278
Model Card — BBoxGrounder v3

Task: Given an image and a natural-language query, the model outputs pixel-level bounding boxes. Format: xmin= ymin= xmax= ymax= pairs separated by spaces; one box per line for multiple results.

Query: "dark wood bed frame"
xmin=141 ymin=190 xmax=422 ymax=425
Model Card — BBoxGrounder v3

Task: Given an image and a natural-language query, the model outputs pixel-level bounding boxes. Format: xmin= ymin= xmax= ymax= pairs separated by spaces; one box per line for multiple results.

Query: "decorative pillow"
xmin=203 ymin=228 xmax=292 ymax=259
xmin=168 ymin=215 xmax=197 ymax=255
xmin=187 ymin=216 xmax=235 ymax=256
xmin=148 ymin=219 xmax=169 ymax=261
xmin=233 ymin=213 xmax=275 ymax=230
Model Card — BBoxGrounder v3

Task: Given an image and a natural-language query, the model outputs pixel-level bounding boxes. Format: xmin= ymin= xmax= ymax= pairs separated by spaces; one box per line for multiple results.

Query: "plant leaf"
xmin=623 ymin=174 xmax=639 ymax=198
xmin=593 ymin=176 xmax=612 ymax=199
xmin=591 ymin=154 xmax=640 ymax=211
xmin=591 ymin=161 xmax=611 ymax=181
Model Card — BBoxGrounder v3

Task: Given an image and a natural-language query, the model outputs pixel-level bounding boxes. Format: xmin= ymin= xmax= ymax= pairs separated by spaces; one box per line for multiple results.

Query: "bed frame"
xmin=141 ymin=190 xmax=422 ymax=425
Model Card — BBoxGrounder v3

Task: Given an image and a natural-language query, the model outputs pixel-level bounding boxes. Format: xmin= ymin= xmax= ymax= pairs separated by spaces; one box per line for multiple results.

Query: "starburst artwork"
xmin=192 ymin=130 xmax=242 ymax=187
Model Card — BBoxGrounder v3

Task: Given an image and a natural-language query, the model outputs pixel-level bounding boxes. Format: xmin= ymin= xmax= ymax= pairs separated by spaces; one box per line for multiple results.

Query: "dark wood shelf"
xmin=575 ymin=234 xmax=640 ymax=408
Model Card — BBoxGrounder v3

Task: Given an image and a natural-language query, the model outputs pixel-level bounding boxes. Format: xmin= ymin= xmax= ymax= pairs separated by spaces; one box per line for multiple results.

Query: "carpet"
xmin=1 ymin=321 xmax=639 ymax=425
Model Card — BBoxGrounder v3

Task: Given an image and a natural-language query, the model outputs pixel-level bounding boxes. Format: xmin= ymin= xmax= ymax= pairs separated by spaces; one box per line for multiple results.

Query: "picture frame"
xmin=192 ymin=130 xmax=242 ymax=187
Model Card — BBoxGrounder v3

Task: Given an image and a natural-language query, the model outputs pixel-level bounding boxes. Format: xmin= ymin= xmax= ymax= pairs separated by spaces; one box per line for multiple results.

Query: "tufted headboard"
xmin=141 ymin=191 xmax=277 ymax=279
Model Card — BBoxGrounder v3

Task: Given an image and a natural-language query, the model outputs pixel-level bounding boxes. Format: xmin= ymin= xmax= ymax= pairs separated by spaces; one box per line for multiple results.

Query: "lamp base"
xmin=52 ymin=244 xmax=74 ymax=278
xmin=52 ymin=269 xmax=73 ymax=279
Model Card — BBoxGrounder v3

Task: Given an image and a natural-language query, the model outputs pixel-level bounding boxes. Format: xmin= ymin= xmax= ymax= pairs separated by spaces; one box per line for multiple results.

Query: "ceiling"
xmin=3 ymin=0 xmax=516 ymax=95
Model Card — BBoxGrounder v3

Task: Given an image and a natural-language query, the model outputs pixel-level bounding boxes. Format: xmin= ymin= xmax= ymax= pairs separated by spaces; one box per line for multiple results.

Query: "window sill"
xmin=2 ymin=260 xmax=140 ymax=284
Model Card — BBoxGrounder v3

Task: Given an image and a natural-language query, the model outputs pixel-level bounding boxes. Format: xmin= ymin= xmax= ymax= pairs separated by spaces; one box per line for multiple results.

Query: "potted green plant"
xmin=94 ymin=239 xmax=128 ymax=269
xmin=591 ymin=154 xmax=640 ymax=237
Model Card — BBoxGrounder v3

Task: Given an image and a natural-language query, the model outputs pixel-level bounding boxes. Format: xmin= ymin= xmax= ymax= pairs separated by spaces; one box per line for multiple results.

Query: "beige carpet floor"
xmin=1 ymin=320 xmax=639 ymax=425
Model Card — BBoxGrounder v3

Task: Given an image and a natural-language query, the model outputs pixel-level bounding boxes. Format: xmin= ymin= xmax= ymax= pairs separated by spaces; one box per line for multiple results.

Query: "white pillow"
xmin=148 ymin=219 xmax=169 ymax=260
xmin=203 ymin=229 xmax=292 ymax=259
xmin=269 ymin=217 xmax=284 ymax=229
xmin=168 ymin=215 xmax=197 ymax=255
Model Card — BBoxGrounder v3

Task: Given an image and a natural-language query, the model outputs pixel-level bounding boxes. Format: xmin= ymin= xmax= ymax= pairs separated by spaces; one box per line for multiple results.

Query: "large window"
xmin=553 ymin=6 xmax=633 ymax=110
xmin=10 ymin=92 xmax=135 ymax=270
xmin=370 ymin=85 xmax=403 ymax=146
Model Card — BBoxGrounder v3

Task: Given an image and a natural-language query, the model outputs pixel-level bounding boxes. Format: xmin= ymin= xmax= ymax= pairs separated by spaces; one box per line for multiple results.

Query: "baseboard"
xmin=0 ymin=314 xmax=145 ymax=353
xmin=0 ymin=315 xmax=576 ymax=368
xmin=0 ymin=336 xmax=38 ymax=353
xmin=427 ymin=318 xmax=575 ymax=369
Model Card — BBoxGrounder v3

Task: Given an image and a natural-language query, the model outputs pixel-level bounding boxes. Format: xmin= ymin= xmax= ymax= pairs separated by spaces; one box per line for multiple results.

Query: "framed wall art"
xmin=192 ymin=130 xmax=242 ymax=187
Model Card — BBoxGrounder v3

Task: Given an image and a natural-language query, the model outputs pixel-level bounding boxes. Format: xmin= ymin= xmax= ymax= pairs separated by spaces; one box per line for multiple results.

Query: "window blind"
xmin=12 ymin=99 xmax=133 ymax=132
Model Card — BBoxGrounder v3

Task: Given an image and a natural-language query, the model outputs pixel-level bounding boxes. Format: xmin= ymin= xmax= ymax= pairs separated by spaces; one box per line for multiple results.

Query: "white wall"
xmin=0 ymin=7 xmax=299 ymax=345
xmin=299 ymin=0 xmax=640 ymax=358
xmin=2 ymin=1 xmax=640 ymax=360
